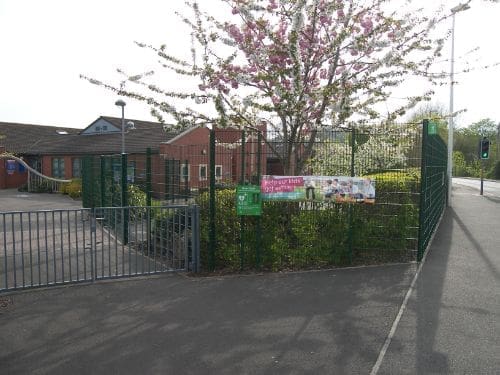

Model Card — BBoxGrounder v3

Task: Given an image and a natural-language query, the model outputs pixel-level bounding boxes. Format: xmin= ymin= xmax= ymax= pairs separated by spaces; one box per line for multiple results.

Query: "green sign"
xmin=428 ymin=121 xmax=438 ymax=135
xmin=236 ymin=185 xmax=262 ymax=216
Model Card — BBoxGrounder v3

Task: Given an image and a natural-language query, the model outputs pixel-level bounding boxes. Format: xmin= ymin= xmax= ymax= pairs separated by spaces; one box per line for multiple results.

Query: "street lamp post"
xmin=447 ymin=2 xmax=470 ymax=206
xmin=115 ymin=99 xmax=126 ymax=154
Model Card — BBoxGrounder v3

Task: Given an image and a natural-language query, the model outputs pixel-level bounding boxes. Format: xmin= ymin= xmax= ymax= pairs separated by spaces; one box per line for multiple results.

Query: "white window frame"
xmin=72 ymin=158 xmax=81 ymax=178
xmin=52 ymin=157 xmax=65 ymax=178
xmin=199 ymin=164 xmax=208 ymax=181
xmin=180 ymin=163 xmax=190 ymax=182
xmin=215 ymin=165 xmax=222 ymax=180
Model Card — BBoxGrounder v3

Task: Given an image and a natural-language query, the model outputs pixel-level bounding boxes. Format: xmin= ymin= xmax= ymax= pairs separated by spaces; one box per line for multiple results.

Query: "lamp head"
xmin=115 ymin=99 xmax=126 ymax=107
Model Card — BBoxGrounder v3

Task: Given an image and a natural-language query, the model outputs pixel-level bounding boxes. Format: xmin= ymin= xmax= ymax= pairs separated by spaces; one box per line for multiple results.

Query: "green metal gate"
xmin=1 ymin=205 xmax=200 ymax=293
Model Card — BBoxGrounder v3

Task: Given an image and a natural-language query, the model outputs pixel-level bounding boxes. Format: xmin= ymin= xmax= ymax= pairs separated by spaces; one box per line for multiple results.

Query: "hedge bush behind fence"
xmin=196 ymin=171 xmax=420 ymax=272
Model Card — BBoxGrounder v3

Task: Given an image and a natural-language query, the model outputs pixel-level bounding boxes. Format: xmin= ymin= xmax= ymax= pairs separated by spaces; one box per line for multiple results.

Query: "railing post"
xmin=240 ymin=130 xmax=246 ymax=270
xmin=418 ymin=119 xmax=429 ymax=261
xmin=146 ymin=148 xmax=152 ymax=207
xmin=121 ymin=154 xmax=128 ymax=207
xmin=184 ymin=159 xmax=189 ymax=201
xmin=89 ymin=156 xmax=96 ymax=208
xmin=256 ymin=131 xmax=262 ymax=269
xmin=100 ymin=156 xmax=105 ymax=208
xmin=190 ymin=205 xmax=201 ymax=272
xmin=90 ymin=208 xmax=96 ymax=281
xmin=209 ymin=129 xmax=216 ymax=271
xmin=121 ymin=153 xmax=129 ymax=245
xmin=347 ymin=128 xmax=356 ymax=264
xmin=164 ymin=159 xmax=172 ymax=200
xmin=350 ymin=127 xmax=356 ymax=177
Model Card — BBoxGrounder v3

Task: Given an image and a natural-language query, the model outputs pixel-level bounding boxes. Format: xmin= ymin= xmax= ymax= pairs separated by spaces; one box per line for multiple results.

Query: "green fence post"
xmin=347 ymin=127 xmax=356 ymax=264
xmin=167 ymin=159 xmax=172 ymax=200
xmin=350 ymin=127 xmax=356 ymax=177
xmin=417 ymin=119 xmax=429 ymax=261
xmin=209 ymin=129 xmax=216 ymax=271
xmin=145 ymin=149 xmax=152 ymax=258
xmin=82 ymin=156 xmax=90 ymax=208
xmin=91 ymin=156 xmax=98 ymax=208
xmin=121 ymin=153 xmax=128 ymax=206
xmin=240 ymin=130 xmax=246 ymax=270
xmin=121 ymin=153 xmax=129 ymax=245
xmin=146 ymin=148 xmax=152 ymax=207
xmin=100 ymin=156 xmax=105 ymax=208
xmin=184 ymin=159 xmax=189 ymax=201
xmin=256 ymin=131 xmax=262 ymax=269
xmin=172 ymin=159 xmax=179 ymax=199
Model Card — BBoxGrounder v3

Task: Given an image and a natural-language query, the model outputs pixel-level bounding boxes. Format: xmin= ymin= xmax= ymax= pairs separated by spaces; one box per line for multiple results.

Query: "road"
xmin=453 ymin=177 xmax=500 ymax=198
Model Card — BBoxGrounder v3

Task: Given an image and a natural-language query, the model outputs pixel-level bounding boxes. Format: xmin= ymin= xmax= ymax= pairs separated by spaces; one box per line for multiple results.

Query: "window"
xmin=96 ymin=126 xmax=101 ymax=132
xmin=102 ymin=125 xmax=108 ymax=131
xmin=72 ymin=158 xmax=81 ymax=178
xmin=215 ymin=165 xmax=222 ymax=180
xmin=199 ymin=164 xmax=207 ymax=181
xmin=127 ymin=162 xmax=135 ymax=183
xmin=111 ymin=160 xmax=135 ymax=183
xmin=52 ymin=158 xmax=65 ymax=178
xmin=181 ymin=163 xmax=190 ymax=182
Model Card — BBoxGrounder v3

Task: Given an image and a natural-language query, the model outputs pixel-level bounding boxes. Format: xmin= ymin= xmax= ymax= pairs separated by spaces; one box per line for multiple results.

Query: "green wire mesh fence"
xmin=82 ymin=120 xmax=446 ymax=272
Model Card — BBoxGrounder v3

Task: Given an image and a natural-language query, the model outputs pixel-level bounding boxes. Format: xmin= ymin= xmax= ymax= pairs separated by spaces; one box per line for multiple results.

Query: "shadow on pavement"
xmin=450 ymin=210 xmax=499 ymax=281
xmin=0 ymin=263 xmax=416 ymax=375
xmin=380 ymin=185 xmax=500 ymax=374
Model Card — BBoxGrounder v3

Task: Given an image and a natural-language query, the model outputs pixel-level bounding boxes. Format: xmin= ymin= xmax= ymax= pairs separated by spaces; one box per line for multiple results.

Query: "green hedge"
xmin=196 ymin=171 xmax=421 ymax=272
xmin=61 ymin=179 xmax=82 ymax=198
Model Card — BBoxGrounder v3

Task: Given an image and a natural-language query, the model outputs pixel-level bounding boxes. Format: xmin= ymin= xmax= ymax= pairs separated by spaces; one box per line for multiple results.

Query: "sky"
xmin=0 ymin=0 xmax=499 ymax=130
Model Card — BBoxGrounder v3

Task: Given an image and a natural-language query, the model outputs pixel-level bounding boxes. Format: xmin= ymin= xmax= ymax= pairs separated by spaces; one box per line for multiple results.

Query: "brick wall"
xmin=0 ymin=150 xmax=28 ymax=189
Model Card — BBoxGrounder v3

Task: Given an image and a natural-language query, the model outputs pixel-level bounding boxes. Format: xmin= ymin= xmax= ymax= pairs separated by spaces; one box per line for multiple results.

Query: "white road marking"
xmin=369 ymin=211 xmax=443 ymax=375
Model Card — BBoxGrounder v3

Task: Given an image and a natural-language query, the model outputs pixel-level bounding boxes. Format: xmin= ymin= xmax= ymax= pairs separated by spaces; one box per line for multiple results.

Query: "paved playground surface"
xmin=0 ymin=189 xmax=82 ymax=212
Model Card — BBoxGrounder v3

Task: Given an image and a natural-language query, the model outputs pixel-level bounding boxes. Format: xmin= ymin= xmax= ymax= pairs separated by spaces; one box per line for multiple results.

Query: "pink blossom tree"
xmin=83 ymin=0 xmax=464 ymax=174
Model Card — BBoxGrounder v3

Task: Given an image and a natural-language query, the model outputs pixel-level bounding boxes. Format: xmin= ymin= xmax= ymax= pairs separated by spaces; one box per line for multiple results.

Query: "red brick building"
xmin=1 ymin=117 xmax=270 ymax=192
xmin=0 ymin=117 xmax=183 ymax=190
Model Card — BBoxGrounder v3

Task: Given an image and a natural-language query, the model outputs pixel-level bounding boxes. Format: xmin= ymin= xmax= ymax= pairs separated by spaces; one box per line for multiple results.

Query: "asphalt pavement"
xmin=0 ymin=264 xmax=417 ymax=375
xmin=0 ymin=189 xmax=83 ymax=212
xmin=0 ymin=183 xmax=498 ymax=374
xmin=377 ymin=183 xmax=500 ymax=374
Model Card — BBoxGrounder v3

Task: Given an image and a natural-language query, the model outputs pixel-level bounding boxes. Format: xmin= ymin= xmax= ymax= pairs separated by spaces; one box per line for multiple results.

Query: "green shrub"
xmin=197 ymin=189 xmax=241 ymax=270
xmin=65 ymin=179 xmax=82 ymax=198
xmin=127 ymin=184 xmax=147 ymax=207
xmin=195 ymin=171 xmax=421 ymax=272
xmin=488 ymin=161 xmax=500 ymax=180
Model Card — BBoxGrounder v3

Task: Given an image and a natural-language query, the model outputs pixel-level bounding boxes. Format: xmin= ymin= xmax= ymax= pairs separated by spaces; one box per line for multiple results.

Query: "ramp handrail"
xmin=1 ymin=153 xmax=71 ymax=192
xmin=0 ymin=153 xmax=71 ymax=183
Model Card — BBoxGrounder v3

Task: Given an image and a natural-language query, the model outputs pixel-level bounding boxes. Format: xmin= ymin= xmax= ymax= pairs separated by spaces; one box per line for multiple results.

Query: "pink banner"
xmin=261 ymin=176 xmax=304 ymax=194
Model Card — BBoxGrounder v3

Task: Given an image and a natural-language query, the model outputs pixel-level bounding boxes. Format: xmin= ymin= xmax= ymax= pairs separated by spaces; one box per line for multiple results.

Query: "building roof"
xmin=0 ymin=117 xmax=184 ymax=155
xmin=0 ymin=121 xmax=79 ymax=154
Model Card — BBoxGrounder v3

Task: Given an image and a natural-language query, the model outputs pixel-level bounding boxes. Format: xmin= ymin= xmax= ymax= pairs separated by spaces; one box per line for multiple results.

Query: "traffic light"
xmin=479 ymin=138 xmax=490 ymax=159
